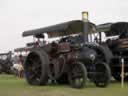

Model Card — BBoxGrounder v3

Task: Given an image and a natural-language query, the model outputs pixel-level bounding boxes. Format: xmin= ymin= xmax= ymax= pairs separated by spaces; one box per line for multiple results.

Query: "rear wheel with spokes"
xmin=24 ymin=50 xmax=49 ymax=85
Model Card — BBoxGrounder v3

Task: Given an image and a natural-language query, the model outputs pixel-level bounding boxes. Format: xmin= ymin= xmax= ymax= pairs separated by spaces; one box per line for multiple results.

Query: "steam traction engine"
xmin=97 ymin=22 xmax=128 ymax=81
xmin=0 ymin=51 xmax=13 ymax=74
xmin=22 ymin=20 xmax=111 ymax=88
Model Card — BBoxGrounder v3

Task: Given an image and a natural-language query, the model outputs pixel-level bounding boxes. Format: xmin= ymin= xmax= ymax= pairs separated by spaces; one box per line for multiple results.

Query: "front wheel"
xmin=68 ymin=61 xmax=87 ymax=88
xmin=94 ymin=62 xmax=111 ymax=87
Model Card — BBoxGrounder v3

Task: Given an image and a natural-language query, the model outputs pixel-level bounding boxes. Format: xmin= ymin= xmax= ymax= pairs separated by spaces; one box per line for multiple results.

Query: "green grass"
xmin=0 ymin=74 xmax=128 ymax=96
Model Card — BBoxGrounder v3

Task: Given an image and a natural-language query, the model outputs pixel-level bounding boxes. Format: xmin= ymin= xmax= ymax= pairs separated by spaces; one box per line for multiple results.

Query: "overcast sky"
xmin=0 ymin=0 xmax=128 ymax=52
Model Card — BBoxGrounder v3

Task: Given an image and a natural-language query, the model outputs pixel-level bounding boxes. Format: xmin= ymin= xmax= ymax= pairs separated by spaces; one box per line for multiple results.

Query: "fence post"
xmin=121 ymin=58 xmax=124 ymax=88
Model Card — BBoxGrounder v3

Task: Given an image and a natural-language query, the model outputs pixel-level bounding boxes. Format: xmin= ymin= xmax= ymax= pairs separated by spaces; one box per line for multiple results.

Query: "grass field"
xmin=0 ymin=74 xmax=128 ymax=96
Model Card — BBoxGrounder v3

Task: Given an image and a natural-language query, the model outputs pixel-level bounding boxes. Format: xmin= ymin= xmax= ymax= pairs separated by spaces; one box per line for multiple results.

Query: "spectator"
xmin=12 ymin=63 xmax=23 ymax=78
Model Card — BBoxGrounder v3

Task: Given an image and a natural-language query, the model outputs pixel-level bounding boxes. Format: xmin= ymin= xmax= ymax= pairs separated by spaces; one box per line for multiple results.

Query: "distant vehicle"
xmin=14 ymin=47 xmax=30 ymax=64
xmin=0 ymin=51 xmax=13 ymax=74
xmin=22 ymin=20 xmax=111 ymax=88
xmin=97 ymin=22 xmax=128 ymax=81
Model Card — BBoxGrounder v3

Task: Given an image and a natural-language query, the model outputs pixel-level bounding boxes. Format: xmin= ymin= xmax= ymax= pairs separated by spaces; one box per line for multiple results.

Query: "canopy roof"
xmin=22 ymin=20 xmax=96 ymax=38
xmin=0 ymin=53 xmax=11 ymax=56
xmin=14 ymin=47 xmax=30 ymax=52
xmin=97 ymin=23 xmax=112 ymax=32
xmin=26 ymin=42 xmax=37 ymax=47
xmin=97 ymin=22 xmax=128 ymax=37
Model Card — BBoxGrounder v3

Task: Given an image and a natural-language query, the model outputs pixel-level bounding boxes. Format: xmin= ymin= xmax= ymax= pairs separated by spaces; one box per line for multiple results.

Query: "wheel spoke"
xmin=29 ymin=69 xmax=41 ymax=79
